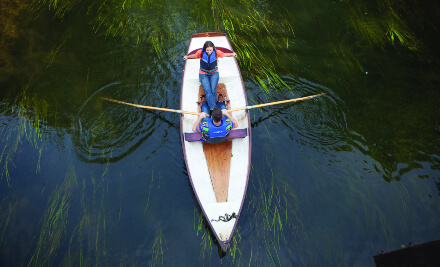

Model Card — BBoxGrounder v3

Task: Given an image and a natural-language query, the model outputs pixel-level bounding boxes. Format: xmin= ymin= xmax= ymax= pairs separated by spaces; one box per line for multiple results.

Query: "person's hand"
xmin=200 ymin=112 xmax=208 ymax=118
xmin=232 ymin=119 xmax=238 ymax=128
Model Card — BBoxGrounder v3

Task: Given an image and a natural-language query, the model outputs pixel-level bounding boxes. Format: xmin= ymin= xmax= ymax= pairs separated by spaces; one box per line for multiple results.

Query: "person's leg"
xmin=217 ymin=101 xmax=226 ymax=111
xmin=199 ymin=74 xmax=216 ymax=110
xmin=210 ymin=72 xmax=220 ymax=108
xmin=200 ymin=101 xmax=210 ymax=124
xmin=201 ymin=101 xmax=210 ymax=114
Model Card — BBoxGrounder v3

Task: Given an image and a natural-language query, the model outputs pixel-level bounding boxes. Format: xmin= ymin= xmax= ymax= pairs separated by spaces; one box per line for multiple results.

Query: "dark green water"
xmin=1 ymin=0 xmax=439 ymax=266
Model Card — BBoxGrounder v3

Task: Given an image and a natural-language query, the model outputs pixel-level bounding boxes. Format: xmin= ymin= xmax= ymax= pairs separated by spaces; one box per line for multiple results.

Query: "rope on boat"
xmin=211 ymin=212 xmax=239 ymax=222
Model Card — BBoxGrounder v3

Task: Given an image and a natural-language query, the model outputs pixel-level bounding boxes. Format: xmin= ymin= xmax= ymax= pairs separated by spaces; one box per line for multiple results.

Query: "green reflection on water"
xmin=343 ymin=0 xmax=421 ymax=51
xmin=0 ymin=198 xmax=17 ymax=245
xmin=246 ymin=159 xmax=308 ymax=265
xmin=0 ymin=87 xmax=49 ymax=186
xmin=150 ymin=226 xmax=167 ymax=266
xmin=28 ymin=165 xmax=77 ymax=266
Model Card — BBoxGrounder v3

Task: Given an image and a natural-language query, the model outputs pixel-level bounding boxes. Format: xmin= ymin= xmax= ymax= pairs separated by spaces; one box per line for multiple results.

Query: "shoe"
xmin=224 ymin=93 xmax=230 ymax=103
xmin=196 ymin=95 xmax=206 ymax=104
xmin=217 ymin=93 xmax=224 ymax=102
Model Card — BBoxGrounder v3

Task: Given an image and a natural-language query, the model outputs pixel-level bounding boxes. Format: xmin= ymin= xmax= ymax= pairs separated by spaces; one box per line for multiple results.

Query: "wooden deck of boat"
xmin=203 ymin=140 xmax=232 ymax=202
xmin=199 ymin=83 xmax=231 ymax=203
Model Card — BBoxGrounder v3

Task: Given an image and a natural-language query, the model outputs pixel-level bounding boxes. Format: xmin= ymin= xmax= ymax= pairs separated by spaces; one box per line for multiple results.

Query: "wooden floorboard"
xmin=198 ymin=84 xmax=229 ymax=104
xmin=203 ymin=140 xmax=232 ymax=202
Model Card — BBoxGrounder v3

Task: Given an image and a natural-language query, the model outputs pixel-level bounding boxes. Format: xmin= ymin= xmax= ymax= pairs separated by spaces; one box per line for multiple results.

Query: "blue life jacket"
xmin=202 ymin=117 xmax=229 ymax=144
xmin=200 ymin=50 xmax=218 ymax=73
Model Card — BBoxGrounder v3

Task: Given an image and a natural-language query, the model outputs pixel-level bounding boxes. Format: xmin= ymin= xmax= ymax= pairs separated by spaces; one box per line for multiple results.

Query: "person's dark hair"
xmin=202 ymin=41 xmax=216 ymax=53
xmin=211 ymin=107 xmax=223 ymax=123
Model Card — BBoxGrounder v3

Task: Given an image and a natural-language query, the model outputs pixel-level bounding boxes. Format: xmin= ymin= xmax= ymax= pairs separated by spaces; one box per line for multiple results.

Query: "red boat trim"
xmin=191 ymin=32 xmax=227 ymax=38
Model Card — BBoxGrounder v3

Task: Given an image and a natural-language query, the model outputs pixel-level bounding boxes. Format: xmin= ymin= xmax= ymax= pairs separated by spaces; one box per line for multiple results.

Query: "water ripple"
xmin=74 ymin=82 xmax=178 ymax=163
xmin=253 ymin=75 xmax=349 ymax=152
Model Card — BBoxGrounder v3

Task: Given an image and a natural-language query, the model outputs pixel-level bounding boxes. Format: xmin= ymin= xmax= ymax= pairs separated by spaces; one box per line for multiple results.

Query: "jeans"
xmin=201 ymin=101 xmax=227 ymax=124
xmin=199 ymin=72 xmax=219 ymax=110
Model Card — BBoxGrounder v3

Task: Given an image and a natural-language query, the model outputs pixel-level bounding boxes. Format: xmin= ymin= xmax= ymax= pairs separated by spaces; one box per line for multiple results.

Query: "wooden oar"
xmin=227 ymin=92 xmax=326 ymax=112
xmin=101 ymin=92 xmax=326 ymax=115
xmin=100 ymin=97 xmax=200 ymax=115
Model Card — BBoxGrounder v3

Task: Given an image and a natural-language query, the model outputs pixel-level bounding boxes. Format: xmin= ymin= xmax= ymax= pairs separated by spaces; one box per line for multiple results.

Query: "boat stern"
xmin=204 ymin=201 xmax=241 ymax=252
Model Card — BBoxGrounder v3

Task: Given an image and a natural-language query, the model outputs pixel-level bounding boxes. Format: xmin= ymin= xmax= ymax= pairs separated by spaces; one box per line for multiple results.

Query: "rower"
xmin=191 ymin=94 xmax=238 ymax=144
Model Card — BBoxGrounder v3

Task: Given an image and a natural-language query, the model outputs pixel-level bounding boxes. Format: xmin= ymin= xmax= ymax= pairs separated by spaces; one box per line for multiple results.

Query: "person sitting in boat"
xmin=192 ymin=95 xmax=238 ymax=144
xmin=183 ymin=41 xmax=237 ymax=112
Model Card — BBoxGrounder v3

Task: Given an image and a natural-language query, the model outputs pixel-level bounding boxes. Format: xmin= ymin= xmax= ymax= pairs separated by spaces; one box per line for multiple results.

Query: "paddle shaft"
xmin=101 ymin=92 xmax=326 ymax=115
xmin=227 ymin=93 xmax=326 ymax=112
xmin=100 ymin=97 xmax=200 ymax=115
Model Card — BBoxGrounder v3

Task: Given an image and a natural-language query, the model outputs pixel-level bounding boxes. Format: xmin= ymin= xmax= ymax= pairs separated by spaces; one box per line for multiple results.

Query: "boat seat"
xmin=185 ymin=128 xmax=247 ymax=142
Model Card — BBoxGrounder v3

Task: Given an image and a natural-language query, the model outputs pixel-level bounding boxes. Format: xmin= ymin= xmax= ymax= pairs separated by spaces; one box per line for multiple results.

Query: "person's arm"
xmin=222 ymin=110 xmax=238 ymax=128
xmin=192 ymin=112 xmax=208 ymax=132
xmin=216 ymin=50 xmax=237 ymax=59
xmin=223 ymin=52 xmax=237 ymax=58
xmin=183 ymin=54 xmax=197 ymax=60
xmin=184 ymin=49 xmax=202 ymax=60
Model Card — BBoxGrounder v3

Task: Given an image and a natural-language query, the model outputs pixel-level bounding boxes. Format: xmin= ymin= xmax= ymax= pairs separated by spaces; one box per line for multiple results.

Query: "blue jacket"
xmin=201 ymin=117 xmax=229 ymax=144
xmin=200 ymin=50 xmax=218 ymax=73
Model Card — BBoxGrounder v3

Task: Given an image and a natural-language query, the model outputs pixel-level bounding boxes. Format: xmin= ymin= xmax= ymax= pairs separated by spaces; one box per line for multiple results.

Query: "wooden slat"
xmin=203 ymin=140 xmax=232 ymax=202
xmin=185 ymin=128 xmax=247 ymax=142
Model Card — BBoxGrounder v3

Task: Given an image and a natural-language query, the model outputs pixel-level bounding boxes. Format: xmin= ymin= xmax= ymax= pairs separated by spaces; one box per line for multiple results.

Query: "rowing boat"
xmin=180 ymin=32 xmax=252 ymax=252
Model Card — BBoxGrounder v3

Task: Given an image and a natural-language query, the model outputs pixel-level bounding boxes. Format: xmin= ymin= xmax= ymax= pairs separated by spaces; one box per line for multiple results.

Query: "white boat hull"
xmin=180 ymin=33 xmax=251 ymax=251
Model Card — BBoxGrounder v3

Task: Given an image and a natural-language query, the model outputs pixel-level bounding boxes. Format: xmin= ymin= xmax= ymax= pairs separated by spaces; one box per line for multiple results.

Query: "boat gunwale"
xmin=179 ymin=32 xmax=252 ymax=252
xmin=191 ymin=32 xmax=227 ymax=38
